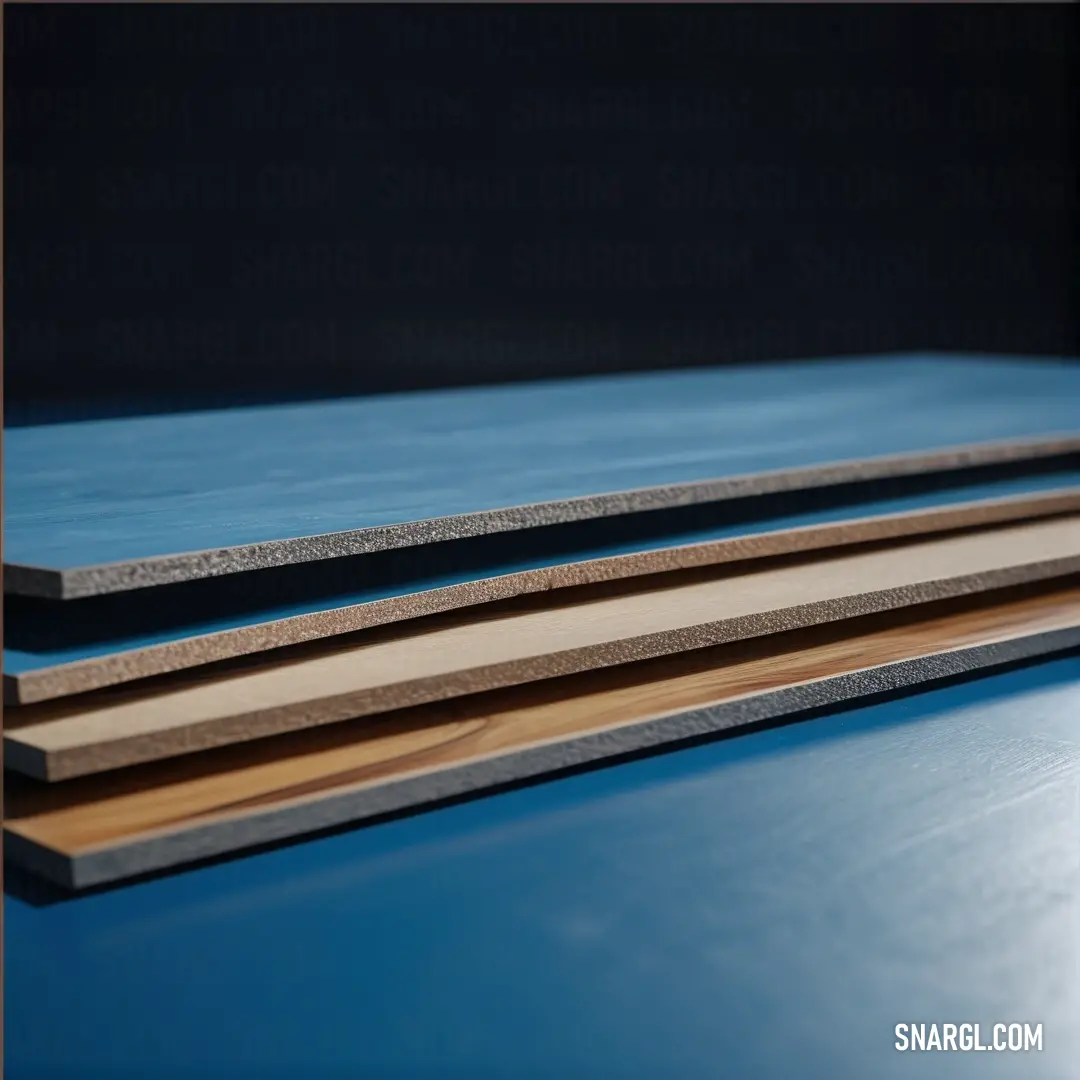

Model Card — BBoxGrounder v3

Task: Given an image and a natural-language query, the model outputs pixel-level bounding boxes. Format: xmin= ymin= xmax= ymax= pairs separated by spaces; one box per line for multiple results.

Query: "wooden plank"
xmin=9 ymin=658 xmax=1078 ymax=1070
xmin=6 ymin=355 xmax=1080 ymax=598
xmin=6 ymin=515 xmax=1080 ymax=781
xmin=8 ymin=479 xmax=1080 ymax=705
xmin=8 ymin=580 xmax=1080 ymax=890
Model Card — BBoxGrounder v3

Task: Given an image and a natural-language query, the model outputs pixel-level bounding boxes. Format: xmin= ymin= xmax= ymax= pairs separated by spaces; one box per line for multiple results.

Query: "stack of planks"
xmin=5 ymin=354 xmax=1080 ymax=891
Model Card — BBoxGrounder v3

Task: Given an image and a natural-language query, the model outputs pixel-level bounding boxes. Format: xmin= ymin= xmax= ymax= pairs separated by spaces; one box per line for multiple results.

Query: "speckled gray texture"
xmin=23 ymin=621 xmax=1080 ymax=891
xmin=9 ymin=434 xmax=1080 ymax=600
xmin=11 ymin=551 xmax=1080 ymax=782
xmin=12 ymin=486 xmax=1080 ymax=705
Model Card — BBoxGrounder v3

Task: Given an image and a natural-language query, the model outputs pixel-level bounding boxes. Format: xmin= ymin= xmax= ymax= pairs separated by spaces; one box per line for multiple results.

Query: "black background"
xmin=5 ymin=4 xmax=1078 ymax=424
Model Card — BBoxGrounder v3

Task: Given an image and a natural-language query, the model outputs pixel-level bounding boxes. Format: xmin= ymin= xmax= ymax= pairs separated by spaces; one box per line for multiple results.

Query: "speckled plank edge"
xmin=9 ymin=614 xmax=1080 ymax=891
xmin=8 ymin=433 xmax=1080 ymax=600
xmin=10 ymin=484 xmax=1080 ymax=706
xmin=6 ymin=517 xmax=1080 ymax=782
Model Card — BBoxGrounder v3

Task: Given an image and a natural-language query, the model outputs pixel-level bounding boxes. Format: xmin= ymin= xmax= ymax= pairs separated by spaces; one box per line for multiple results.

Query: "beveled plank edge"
xmin=11 ymin=485 xmax=1080 ymax=707
xmin=7 ymin=433 xmax=1080 ymax=599
xmin=3 ymin=674 xmax=23 ymax=708
xmin=2 ymin=564 xmax=65 ymax=600
xmin=14 ymin=623 xmax=1080 ymax=891
xmin=2 ymin=739 xmax=48 ymax=782
xmin=9 ymin=552 xmax=1080 ymax=783
xmin=2 ymin=832 xmax=76 ymax=892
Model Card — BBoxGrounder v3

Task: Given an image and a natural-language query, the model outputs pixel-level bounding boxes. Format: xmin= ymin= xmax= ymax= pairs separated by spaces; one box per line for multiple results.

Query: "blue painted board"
xmin=5 ymin=354 xmax=1080 ymax=573
xmin=6 ymin=469 xmax=1080 ymax=676
xmin=6 ymin=655 xmax=1079 ymax=1079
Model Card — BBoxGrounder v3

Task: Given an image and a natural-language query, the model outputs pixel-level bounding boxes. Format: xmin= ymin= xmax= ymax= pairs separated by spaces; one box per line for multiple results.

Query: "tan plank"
xmin=6 ymin=516 xmax=1080 ymax=781
xmin=8 ymin=580 xmax=1080 ymax=861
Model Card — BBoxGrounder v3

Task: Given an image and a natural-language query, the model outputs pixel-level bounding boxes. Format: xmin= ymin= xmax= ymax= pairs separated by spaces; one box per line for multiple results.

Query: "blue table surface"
xmin=6 ymin=654 xmax=1079 ymax=1080
xmin=7 ymin=468 xmax=1080 ymax=677
xmin=5 ymin=354 xmax=1080 ymax=571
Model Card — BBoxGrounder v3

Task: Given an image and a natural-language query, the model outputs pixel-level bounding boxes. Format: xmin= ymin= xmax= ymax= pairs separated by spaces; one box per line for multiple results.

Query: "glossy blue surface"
xmin=7 ymin=469 xmax=1080 ymax=677
xmin=7 ymin=656 xmax=1079 ymax=1080
xmin=5 ymin=355 xmax=1080 ymax=571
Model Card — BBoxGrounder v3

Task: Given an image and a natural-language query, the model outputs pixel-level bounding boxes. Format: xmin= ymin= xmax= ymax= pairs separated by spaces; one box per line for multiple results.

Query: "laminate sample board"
xmin=7 ymin=515 xmax=1080 ymax=781
xmin=7 ymin=581 xmax=1080 ymax=890
xmin=9 ymin=472 xmax=1080 ymax=705
xmin=8 ymin=657 xmax=1078 ymax=1078
xmin=6 ymin=354 xmax=1080 ymax=598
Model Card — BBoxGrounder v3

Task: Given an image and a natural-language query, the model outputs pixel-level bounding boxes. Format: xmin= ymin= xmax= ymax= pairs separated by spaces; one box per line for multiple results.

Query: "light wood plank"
xmin=6 ymin=516 xmax=1080 ymax=781
xmin=7 ymin=580 xmax=1080 ymax=889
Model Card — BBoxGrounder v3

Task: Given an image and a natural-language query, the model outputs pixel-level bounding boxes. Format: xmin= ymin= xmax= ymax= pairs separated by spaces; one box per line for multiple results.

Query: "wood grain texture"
xmin=8 ymin=580 xmax=1080 ymax=889
xmin=6 ymin=355 xmax=1080 ymax=598
xmin=6 ymin=516 xmax=1080 ymax=781
xmin=8 ymin=482 xmax=1080 ymax=705
xmin=10 ymin=657 xmax=1078 ymax=1074
xmin=9 ymin=658 xmax=1079 ymax=1076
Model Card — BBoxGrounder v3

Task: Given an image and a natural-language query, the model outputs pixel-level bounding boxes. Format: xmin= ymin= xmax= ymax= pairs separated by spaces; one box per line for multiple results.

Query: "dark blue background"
xmin=6 ymin=5 xmax=1078 ymax=422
